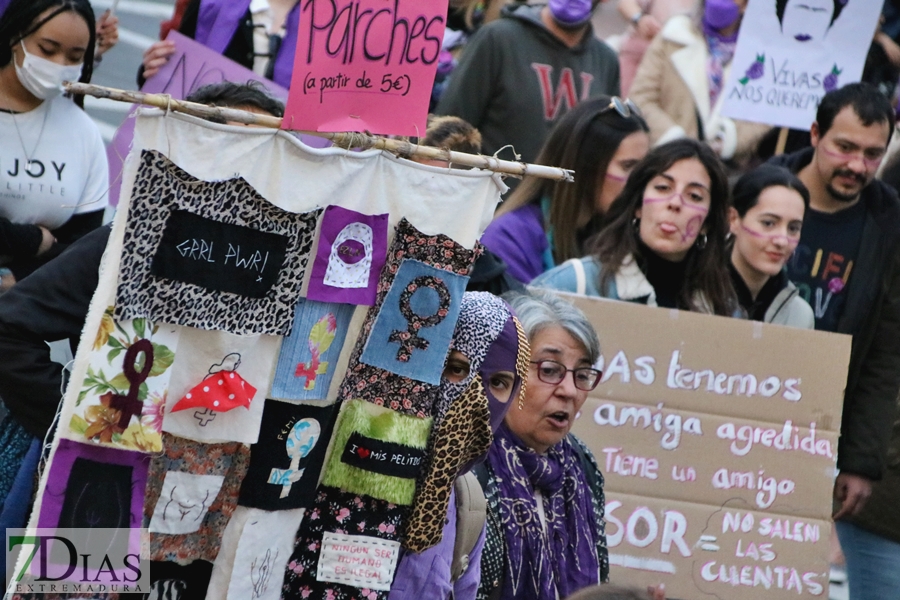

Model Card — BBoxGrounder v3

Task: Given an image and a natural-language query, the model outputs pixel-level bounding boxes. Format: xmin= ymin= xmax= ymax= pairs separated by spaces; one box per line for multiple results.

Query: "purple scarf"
xmin=488 ymin=424 xmax=600 ymax=600
xmin=193 ymin=0 xmax=299 ymax=90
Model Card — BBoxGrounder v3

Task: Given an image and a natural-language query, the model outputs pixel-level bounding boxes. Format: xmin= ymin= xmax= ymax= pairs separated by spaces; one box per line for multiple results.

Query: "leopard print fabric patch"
xmin=115 ymin=150 xmax=322 ymax=336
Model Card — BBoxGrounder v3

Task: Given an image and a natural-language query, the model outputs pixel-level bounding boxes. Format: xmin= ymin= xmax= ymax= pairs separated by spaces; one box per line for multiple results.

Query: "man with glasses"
xmin=435 ymin=0 xmax=620 ymax=167
xmin=769 ymin=82 xmax=900 ymax=598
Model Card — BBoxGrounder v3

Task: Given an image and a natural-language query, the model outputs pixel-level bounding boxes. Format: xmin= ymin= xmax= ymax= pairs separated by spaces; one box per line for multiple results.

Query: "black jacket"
xmin=0 ymin=225 xmax=110 ymax=438
xmin=770 ymin=148 xmax=900 ymax=480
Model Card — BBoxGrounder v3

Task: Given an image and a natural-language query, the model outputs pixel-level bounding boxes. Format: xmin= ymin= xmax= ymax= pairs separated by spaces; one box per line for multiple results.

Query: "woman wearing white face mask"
xmin=0 ymin=0 xmax=107 ymax=291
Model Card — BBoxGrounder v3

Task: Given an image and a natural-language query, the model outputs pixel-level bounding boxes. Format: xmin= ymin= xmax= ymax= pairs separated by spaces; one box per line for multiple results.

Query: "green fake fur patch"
xmin=321 ymin=399 xmax=432 ymax=505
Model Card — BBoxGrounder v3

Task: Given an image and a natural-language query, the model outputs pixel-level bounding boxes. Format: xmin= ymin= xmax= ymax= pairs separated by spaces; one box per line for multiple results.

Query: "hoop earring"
xmin=696 ymin=233 xmax=708 ymax=250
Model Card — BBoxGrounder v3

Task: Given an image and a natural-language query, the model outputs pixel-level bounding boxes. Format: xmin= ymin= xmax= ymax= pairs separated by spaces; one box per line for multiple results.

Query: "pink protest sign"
xmin=282 ymin=0 xmax=447 ymax=136
xmin=106 ymin=32 xmax=308 ymax=206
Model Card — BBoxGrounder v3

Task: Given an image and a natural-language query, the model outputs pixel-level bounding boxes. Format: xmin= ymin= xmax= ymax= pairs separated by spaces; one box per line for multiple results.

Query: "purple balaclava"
xmin=479 ymin=316 xmax=522 ymax=433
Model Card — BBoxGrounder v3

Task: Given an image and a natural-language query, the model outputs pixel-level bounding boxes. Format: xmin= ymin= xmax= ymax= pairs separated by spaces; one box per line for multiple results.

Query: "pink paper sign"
xmin=106 ymin=31 xmax=304 ymax=207
xmin=282 ymin=0 xmax=447 ymax=136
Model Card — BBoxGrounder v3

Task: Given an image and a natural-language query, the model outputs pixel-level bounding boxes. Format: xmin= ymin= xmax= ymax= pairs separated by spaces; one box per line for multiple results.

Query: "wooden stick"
xmin=66 ymin=82 xmax=574 ymax=182
xmin=774 ymin=127 xmax=790 ymax=156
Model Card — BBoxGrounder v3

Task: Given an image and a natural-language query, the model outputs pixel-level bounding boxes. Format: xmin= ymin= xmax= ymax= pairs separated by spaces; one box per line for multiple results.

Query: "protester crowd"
xmin=2 ymin=0 xmax=900 ymax=599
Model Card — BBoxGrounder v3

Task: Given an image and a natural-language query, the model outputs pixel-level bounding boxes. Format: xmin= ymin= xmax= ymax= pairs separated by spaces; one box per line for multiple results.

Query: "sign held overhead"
xmin=283 ymin=0 xmax=448 ymax=136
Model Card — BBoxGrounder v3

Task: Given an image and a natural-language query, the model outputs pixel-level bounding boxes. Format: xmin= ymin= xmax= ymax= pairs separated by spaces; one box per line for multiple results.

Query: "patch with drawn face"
xmin=306 ymin=205 xmax=389 ymax=306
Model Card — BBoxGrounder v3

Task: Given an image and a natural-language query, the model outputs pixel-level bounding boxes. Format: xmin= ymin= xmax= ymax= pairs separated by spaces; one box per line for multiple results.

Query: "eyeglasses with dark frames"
xmin=530 ymin=360 xmax=602 ymax=391
xmin=601 ymin=96 xmax=642 ymax=119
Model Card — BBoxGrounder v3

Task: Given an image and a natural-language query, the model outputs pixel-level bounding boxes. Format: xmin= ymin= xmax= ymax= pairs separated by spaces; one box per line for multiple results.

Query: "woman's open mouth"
xmin=547 ymin=411 xmax=570 ymax=428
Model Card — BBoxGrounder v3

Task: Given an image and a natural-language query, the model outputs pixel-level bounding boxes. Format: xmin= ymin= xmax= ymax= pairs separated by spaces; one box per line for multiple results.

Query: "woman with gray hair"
xmin=474 ymin=288 xmax=609 ymax=600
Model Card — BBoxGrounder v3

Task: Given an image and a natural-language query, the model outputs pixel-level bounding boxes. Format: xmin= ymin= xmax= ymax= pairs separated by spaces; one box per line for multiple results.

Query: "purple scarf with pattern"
xmin=487 ymin=424 xmax=599 ymax=600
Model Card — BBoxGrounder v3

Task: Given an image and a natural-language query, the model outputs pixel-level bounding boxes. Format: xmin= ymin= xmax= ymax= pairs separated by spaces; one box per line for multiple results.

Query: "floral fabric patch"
xmin=335 ymin=219 xmax=480 ymax=418
xmin=281 ymin=486 xmax=406 ymax=600
xmin=143 ymin=433 xmax=250 ymax=564
xmin=67 ymin=308 xmax=179 ymax=452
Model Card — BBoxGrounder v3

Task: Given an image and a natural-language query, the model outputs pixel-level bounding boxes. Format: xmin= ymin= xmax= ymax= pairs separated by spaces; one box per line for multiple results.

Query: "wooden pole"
xmin=66 ymin=82 xmax=575 ymax=182
xmin=774 ymin=127 xmax=790 ymax=156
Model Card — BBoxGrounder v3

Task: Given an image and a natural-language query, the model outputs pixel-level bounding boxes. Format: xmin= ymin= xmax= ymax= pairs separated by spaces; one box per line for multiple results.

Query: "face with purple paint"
xmin=730 ymin=186 xmax=805 ymax=279
xmin=594 ymin=130 xmax=651 ymax=216
xmin=635 ymin=158 xmax=712 ymax=262
xmin=780 ymin=0 xmax=836 ymax=43
xmin=811 ymin=107 xmax=890 ymax=203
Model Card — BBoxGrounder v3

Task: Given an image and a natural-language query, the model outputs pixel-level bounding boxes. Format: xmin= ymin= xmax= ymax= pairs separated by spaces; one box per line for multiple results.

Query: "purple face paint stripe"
xmin=739 ymin=224 xmax=800 ymax=247
xmin=820 ymin=146 xmax=883 ymax=170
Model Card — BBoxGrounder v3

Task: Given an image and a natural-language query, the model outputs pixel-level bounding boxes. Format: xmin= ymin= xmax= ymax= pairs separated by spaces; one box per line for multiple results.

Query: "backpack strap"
xmin=451 ymin=472 xmax=487 ymax=582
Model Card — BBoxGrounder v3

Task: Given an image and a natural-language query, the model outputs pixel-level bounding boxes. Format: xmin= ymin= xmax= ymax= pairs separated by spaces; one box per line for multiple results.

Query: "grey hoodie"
xmin=436 ymin=3 xmax=620 ymax=164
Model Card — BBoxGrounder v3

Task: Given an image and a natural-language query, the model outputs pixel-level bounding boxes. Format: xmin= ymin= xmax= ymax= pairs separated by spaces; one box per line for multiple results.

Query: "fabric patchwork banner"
xmin=320 ymin=400 xmax=432 ymax=506
xmin=238 ymin=400 xmax=336 ymax=511
xmin=163 ymin=327 xmax=279 ymax=445
xmin=336 ymin=219 xmax=480 ymax=418
xmin=143 ymin=433 xmax=250 ymax=564
xmin=67 ymin=307 xmax=179 ymax=453
xmin=115 ymin=150 xmax=321 ymax=336
xmin=282 ymin=485 xmax=407 ymax=600
xmin=360 ymin=259 xmax=468 ymax=385
xmin=225 ymin=507 xmax=306 ymax=600
xmin=270 ymin=300 xmax=355 ymax=401
xmin=306 ymin=206 xmax=389 ymax=306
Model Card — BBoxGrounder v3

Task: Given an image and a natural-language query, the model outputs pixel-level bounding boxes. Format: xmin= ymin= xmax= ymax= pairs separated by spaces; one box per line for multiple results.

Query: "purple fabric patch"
xmin=37 ymin=438 xmax=149 ymax=577
xmin=306 ymin=206 xmax=389 ymax=306
xmin=38 ymin=439 xmax=149 ymax=530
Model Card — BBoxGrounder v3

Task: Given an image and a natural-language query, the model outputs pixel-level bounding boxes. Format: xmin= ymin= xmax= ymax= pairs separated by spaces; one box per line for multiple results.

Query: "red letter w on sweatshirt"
xmin=531 ymin=64 xmax=594 ymax=121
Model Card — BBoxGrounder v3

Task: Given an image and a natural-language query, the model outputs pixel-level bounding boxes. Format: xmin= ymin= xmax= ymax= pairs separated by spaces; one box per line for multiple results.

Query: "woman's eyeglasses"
xmin=602 ymin=97 xmax=642 ymax=119
xmin=530 ymin=360 xmax=602 ymax=391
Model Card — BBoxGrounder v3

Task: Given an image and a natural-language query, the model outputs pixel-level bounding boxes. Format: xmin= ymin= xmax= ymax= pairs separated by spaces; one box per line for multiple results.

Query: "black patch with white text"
xmin=150 ymin=210 xmax=288 ymax=297
xmin=340 ymin=432 xmax=425 ymax=479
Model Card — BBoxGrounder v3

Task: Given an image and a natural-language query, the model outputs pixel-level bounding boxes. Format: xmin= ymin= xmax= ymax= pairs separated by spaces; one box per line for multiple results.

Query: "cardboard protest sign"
xmin=564 ymin=294 xmax=850 ymax=599
xmin=105 ymin=31 xmax=297 ymax=207
xmin=282 ymin=0 xmax=447 ymax=136
xmin=722 ymin=0 xmax=882 ymax=130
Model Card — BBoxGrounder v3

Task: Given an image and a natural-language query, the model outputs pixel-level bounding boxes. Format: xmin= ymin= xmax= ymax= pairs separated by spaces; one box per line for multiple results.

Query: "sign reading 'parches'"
xmin=282 ymin=0 xmax=448 ymax=136
xmin=722 ymin=0 xmax=882 ymax=130
xmin=563 ymin=294 xmax=851 ymax=600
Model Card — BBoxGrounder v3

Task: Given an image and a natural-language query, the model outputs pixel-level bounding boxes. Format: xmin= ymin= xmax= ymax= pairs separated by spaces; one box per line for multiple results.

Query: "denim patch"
xmin=270 ymin=299 xmax=355 ymax=401
xmin=359 ymin=259 xmax=468 ymax=384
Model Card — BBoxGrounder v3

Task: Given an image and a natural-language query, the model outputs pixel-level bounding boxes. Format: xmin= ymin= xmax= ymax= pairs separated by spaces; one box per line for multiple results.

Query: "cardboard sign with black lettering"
xmin=562 ymin=293 xmax=850 ymax=600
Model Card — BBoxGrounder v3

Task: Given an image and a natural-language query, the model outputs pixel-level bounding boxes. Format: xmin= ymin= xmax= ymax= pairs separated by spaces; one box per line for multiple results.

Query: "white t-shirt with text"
xmin=0 ymin=94 xmax=109 ymax=230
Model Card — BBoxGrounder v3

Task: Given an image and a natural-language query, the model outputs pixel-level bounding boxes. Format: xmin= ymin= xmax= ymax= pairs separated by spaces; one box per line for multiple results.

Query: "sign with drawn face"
xmin=722 ymin=0 xmax=881 ymax=130
xmin=563 ymin=293 xmax=851 ymax=600
xmin=281 ymin=0 xmax=448 ymax=135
